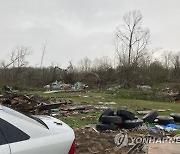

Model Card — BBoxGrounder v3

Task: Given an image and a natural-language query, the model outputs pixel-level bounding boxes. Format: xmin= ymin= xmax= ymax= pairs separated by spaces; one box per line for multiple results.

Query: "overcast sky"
xmin=0 ymin=0 xmax=180 ymax=67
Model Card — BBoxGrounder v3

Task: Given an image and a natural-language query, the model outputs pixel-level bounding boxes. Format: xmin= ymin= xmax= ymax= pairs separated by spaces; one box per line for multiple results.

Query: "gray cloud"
xmin=0 ymin=0 xmax=180 ymax=67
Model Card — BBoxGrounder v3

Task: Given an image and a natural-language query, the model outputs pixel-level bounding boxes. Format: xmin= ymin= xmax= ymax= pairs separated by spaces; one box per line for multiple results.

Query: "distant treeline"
xmin=0 ymin=56 xmax=179 ymax=90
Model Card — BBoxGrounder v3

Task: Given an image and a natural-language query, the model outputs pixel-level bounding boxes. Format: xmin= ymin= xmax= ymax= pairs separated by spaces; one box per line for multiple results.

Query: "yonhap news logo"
xmin=114 ymin=132 xmax=180 ymax=149
xmin=114 ymin=133 xmax=129 ymax=149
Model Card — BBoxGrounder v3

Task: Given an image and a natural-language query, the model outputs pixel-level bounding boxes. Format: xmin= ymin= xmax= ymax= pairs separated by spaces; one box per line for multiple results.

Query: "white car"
xmin=0 ymin=105 xmax=75 ymax=154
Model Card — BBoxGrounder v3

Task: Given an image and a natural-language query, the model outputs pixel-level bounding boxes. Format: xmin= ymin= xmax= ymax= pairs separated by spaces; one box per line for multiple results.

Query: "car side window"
xmin=0 ymin=118 xmax=30 ymax=144
xmin=0 ymin=130 xmax=7 ymax=145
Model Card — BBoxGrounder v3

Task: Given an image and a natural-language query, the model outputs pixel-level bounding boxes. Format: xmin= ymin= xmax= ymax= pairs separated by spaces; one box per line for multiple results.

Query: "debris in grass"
xmin=0 ymin=92 xmax=72 ymax=115
xmin=136 ymin=110 xmax=151 ymax=115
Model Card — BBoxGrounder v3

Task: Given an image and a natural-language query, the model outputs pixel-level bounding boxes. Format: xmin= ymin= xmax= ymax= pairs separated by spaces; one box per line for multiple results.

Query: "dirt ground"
xmin=74 ymin=125 xmax=148 ymax=154
xmin=148 ymin=143 xmax=180 ymax=154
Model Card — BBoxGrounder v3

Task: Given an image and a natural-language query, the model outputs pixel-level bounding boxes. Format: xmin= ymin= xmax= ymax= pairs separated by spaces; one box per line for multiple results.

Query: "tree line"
xmin=0 ymin=10 xmax=179 ymax=89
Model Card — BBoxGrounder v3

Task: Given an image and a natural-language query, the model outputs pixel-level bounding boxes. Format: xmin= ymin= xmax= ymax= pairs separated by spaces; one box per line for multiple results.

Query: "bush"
xmin=114 ymin=88 xmax=169 ymax=102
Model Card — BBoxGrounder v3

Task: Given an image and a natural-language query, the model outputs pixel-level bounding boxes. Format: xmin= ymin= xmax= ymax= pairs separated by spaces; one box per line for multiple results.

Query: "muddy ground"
xmin=74 ymin=125 xmax=148 ymax=154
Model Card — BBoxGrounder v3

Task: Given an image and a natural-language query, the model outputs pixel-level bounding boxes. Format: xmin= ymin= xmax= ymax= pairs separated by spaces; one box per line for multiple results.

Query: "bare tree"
xmin=93 ymin=56 xmax=112 ymax=71
xmin=78 ymin=57 xmax=92 ymax=72
xmin=161 ymin=50 xmax=173 ymax=69
xmin=115 ymin=10 xmax=150 ymax=66
xmin=0 ymin=60 xmax=7 ymax=68
xmin=67 ymin=61 xmax=74 ymax=73
xmin=114 ymin=10 xmax=150 ymax=86
xmin=40 ymin=41 xmax=48 ymax=84
xmin=0 ymin=46 xmax=31 ymax=85
xmin=40 ymin=40 xmax=48 ymax=67
xmin=172 ymin=52 xmax=180 ymax=79
xmin=5 ymin=46 xmax=31 ymax=68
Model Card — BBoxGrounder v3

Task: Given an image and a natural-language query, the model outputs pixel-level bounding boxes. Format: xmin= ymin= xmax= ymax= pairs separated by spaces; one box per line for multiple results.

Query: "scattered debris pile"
xmin=53 ymin=103 xmax=116 ymax=117
xmin=45 ymin=81 xmax=88 ymax=92
xmin=75 ymin=123 xmax=180 ymax=154
xmin=0 ymin=92 xmax=116 ymax=117
xmin=174 ymin=93 xmax=180 ymax=103
xmin=0 ymin=92 xmax=72 ymax=115
xmin=96 ymin=108 xmax=180 ymax=132
xmin=160 ymin=87 xmax=180 ymax=102
xmin=137 ymin=85 xmax=151 ymax=91
xmin=87 ymin=109 xmax=180 ymax=153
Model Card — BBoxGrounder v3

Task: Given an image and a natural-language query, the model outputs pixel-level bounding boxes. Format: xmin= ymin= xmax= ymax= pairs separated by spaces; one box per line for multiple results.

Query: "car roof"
xmin=0 ymin=105 xmax=47 ymax=129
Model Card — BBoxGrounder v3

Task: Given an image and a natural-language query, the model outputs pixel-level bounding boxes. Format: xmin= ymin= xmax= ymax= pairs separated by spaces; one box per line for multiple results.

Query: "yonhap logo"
xmin=114 ymin=133 xmax=180 ymax=150
xmin=114 ymin=133 xmax=128 ymax=149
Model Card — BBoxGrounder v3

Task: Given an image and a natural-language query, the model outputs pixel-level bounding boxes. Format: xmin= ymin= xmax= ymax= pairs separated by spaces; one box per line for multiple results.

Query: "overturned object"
xmin=143 ymin=110 xmax=158 ymax=123
xmin=123 ymin=119 xmax=144 ymax=129
xmin=170 ymin=113 xmax=180 ymax=122
xmin=99 ymin=108 xmax=114 ymax=122
xmin=96 ymin=123 xmax=118 ymax=131
xmin=117 ymin=109 xmax=135 ymax=120
xmin=101 ymin=115 xmax=122 ymax=124
xmin=155 ymin=116 xmax=174 ymax=125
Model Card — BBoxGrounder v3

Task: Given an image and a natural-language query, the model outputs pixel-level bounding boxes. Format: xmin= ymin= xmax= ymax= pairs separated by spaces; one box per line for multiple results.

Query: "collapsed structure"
xmin=45 ymin=81 xmax=88 ymax=91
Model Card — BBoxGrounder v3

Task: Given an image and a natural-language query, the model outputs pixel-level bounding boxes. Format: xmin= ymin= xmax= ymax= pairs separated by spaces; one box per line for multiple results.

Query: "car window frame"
xmin=0 ymin=118 xmax=30 ymax=144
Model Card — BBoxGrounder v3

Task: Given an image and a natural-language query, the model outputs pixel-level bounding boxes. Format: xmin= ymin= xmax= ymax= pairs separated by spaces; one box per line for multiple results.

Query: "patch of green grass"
xmin=25 ymin=91 xmax=180 ymax=128
xmin=176 ymin=129 xmax=180 ymax=135
xmin=23 ymin=90 xmax=82 ymax=98
xmin=58 ymin=112 xmax=101 ymax=128
xmin=25 ymin=91 xmax=113 ymax=103
xmin=26 ymin=91 xmax=180 ymax=114
xmin=114 ymin=89 xmax=170 ymax=102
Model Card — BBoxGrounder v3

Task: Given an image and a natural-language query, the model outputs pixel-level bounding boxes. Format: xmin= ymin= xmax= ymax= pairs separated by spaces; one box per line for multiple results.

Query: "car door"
xmin=0 ymin=117 xmax=68 ymax=154
xmin=0 ymin=145 xmax=10 ymax=154
xmin=0 ymin=106 xmax=73 ymax=154
xmin=9 ymin=135 xmax=69 ymax=154
xmin=0 ymin=118 xmax=30 ymax=154
xmin=0 ymin=126 xmax=11 ymax=154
